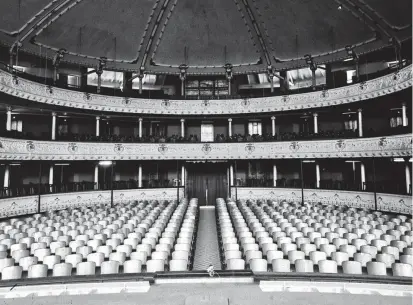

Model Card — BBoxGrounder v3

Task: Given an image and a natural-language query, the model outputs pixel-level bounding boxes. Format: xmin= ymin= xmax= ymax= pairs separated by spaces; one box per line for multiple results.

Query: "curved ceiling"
xmin=0 ymin=0 xmax=411 ymax=74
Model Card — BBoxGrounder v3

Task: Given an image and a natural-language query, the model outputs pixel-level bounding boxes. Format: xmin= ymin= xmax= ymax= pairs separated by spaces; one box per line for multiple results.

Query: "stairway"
xmin=192 ymin=206 xmax=222 ymax=270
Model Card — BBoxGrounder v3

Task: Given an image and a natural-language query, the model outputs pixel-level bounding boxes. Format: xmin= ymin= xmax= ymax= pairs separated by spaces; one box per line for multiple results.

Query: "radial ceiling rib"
xmin=236 ymin=0 xmax=273 ymax=67
xmin=10 ymin=0 xmax=80 ymax=50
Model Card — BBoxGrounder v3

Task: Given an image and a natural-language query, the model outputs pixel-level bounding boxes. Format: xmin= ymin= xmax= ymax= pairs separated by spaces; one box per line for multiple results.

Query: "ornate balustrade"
xmin=0 ymin=188 xmax=184 ymax=219
xmin=0 ymin=134 xmax=410 ymax=160
xmin=0 ymin=65 xmax=411 ymax=115
xmin=231 ymin=187 xmax=412 ymax=215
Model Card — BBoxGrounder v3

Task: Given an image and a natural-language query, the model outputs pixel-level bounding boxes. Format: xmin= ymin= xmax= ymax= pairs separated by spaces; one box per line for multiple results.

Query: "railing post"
xmin=300 ymin=159 xmax=304 ymax=205
xmin=37 ymin=162 xmax=42 ymax=213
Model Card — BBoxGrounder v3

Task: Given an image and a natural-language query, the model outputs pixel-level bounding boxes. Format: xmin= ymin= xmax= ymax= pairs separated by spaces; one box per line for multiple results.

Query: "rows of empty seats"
xmin=0 ymin=198 xmax=199 ymax=280
xmin=216 ymin=198 xmax=413 ymax=277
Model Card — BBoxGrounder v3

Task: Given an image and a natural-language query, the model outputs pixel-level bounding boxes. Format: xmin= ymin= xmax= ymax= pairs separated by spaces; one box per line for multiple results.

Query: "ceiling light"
xmin=338 ymin=4 xmax=343 ymax=10
xmin=345 ymin=160 xmax=361 ymax=163
xmin=392 ymin=158 xmax=412 ymax=163
xmin=302 ymin=160 xmax=316 ymax=163
xmin=55 ymin=163 xmax=70 ymax=166
xmin=99 ymin=161 xmax=113 ymax=166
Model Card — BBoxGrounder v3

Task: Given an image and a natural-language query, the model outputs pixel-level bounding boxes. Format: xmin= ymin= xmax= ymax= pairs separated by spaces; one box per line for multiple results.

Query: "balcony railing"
xmin=0 ymin=63 xmax=411 ymax=115
xmin=0 ymin=179 xmax=180 ymax=199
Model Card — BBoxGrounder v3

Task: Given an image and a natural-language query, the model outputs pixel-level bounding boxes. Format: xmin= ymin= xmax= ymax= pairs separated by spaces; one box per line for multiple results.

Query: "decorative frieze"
xmin=0 ymin=65 xmax=411 ymax=115
xmin=231 ymin=187 xmax=412 ymax=215
xmin=0 ymin=134 xmax=410 ymax=160
xmin=0 ymin=188 xmax=184 ymax=219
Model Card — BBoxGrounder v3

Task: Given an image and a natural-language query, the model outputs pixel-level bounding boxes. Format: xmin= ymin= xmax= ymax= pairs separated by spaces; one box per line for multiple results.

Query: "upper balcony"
xmin=0 ymin=133 xmax=410 ymax=161
xmin=0 ymin=64 xmax=411 ymax=115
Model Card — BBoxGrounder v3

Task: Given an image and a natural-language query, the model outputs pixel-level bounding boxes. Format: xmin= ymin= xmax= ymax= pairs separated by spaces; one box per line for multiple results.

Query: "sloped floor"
xmin=192 ymin=207 xmax=222 ymax=271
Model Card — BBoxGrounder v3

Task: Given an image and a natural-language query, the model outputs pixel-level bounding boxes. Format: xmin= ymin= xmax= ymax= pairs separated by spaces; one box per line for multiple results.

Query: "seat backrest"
xmin=77 ymin=261 xmax=96 ymax=276
xmin=87 ymin=252 xmax=105 ymax=267
xmin=376 ymin=253 xmax=395 ymax=268
xmin=169 ymin=259 xmax=188 ymax=272
xmin=19 ymin=256 xmax=38 ymax=271
xmin=130 ymin=251 xmax=148 ymax=264
xmin=309 ymin=251 xmax=327 ymax=264
xmin=55 ymin=247 xmax=71 ymax=260
xmin=146 ymin=259 xmax=165 ymax=272
xmin=65 ymin=254 xmax=83 ymax=268
xmin=367 ymin=261 xmax=387 ymax=276
xmin=0 ymin=258 xmax=15 ymax=272
xmin=28 ymin=264 xmax=48 ymax=278
xmin=392 ymin=263 xmax=413 ymax=277
xmin=43 ymin=255 xmax=61 ymax=269
xmin=2 ymin=266 xmax=22 ymax=280
xmin=272 ymin=259 xmax=291 ymax=272
xmin=342 ymin=261 xmax=362 ymax=275
xmin=123 ymin=260 xmax=143 ymax=273
xmin=353 ymin=253 xmax=372 ymax=267
xmin=226 ymin=258 xmax=245 ymax=271
xmin=287 ymin=250 xmax=305 ymax=263
xmin=318 ymin=260 xmax=337 ymax=274
xmin=53 ymin=263 xmax=72 ymax=277
xmin=250 ymin=259 xmax=268 ymax=272
xmin=295 ymin=259 xmax=314 ymax=273
xmin=100 ymin=261 xmax=119 ymax=275
xmin=109 ymin=252 xmax=126 ymax=265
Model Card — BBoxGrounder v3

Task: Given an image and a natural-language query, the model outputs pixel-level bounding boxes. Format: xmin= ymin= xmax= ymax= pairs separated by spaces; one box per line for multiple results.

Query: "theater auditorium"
xmin=0 ymin=0 xmax=411 ymax=304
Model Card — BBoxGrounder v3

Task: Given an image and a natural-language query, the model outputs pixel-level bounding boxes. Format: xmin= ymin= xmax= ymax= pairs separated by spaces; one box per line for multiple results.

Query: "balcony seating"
xmin=216 ymin=198 xmax=412 ymax=276
xmin=0 ymin=198 xmax=198 ymax=280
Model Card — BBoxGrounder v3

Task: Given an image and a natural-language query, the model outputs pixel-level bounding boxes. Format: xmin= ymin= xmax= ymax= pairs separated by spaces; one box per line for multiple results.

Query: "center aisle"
xmin=192 ymin=206 xmax=222 ymax=270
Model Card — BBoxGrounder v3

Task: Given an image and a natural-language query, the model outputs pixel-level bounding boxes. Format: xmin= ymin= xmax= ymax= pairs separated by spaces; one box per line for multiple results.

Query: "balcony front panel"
xmin=0 ymin=134 xmax=410 ymax=160
xmin=0 ymin=65 xmax=411 ymax=115
xmin=231 ymin=187 xmax=412 ymax=215
xmin=0 ymin=188 xmax=185 ymax=219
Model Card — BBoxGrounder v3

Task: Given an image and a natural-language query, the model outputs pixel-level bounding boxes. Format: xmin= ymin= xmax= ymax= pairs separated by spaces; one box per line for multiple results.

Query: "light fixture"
xmin=338 ymin=4 xmax=342 ymax=10
xmin=9 ymin=163 xmax=22 ymax=166
xmin=392 ymin=158 xmax=412 ymax=163
xmin=55 ymin=163 xmax=70 ymax=166
xmin=345 ymin=160 xmax=361 ymax=163
xmin=98 ymin=161 xmax=113 ymax=166
xmin=343 ymin=58 xmax=353 ymax=62
xmin=302 ymin=160 xmax=316 ymax=163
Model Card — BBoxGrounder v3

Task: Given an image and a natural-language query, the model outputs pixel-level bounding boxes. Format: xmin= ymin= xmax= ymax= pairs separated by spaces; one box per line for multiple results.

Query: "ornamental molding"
xmin=0 ymin=66 xmax=411 ymax=115
xmin=232 ymin=187 xmax=412 ymax=215
xmin=0 ymin=188 xmax=184 ymax=219
xmin=0 ymin=134 xmax=410 ymax=160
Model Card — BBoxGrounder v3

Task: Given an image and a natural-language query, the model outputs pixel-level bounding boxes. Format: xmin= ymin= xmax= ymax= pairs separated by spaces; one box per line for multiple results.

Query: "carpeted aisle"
xmin=193 ymin=206 xmax=222 ymax=270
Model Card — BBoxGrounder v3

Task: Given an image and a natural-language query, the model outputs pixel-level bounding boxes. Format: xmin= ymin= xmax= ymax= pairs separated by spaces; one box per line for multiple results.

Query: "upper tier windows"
xmin=0 ymin=65 xmax=411 ymax=115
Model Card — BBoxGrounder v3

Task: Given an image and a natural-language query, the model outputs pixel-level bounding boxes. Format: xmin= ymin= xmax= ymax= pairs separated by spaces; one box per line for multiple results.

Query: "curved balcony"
xmin=0 ymin=65 xmax=411 ymax=115
xmin=230 ymin=187 xmax=412 ymax=215
xmin=0 ymin=134 xmax=411 ymax=161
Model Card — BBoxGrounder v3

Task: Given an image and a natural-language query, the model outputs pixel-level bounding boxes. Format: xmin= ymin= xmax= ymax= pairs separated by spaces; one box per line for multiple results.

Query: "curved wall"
xmin=0 ymin=134 xmax=411 ymax=160
xmin=0 ymin=65 xmax=411 ymax=115
xmin=0 ymin=188 xmax=184 ymax=219
xmin=231 ymin=187 xmax=412 ymax=215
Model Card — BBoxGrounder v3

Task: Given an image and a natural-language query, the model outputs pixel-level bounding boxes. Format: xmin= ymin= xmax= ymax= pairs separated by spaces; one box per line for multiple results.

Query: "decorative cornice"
xmin=0 ymin=134 xmax=410 ymax=161
xmin=0 ymin=66 xmax=410 ymax=115
xmin=232 ymin=187 xmax=412 ymax=215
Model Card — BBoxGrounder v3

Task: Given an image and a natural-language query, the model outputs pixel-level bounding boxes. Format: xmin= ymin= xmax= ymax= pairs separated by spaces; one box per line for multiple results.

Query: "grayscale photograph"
xmin=0 ymin=0 xmax=411 ymax=304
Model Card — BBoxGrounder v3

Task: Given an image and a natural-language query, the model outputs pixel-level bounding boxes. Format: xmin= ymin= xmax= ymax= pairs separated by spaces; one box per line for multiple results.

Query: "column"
xmin=357 ymin=108 xmax=363 ymax=137
xmin=273 ymin=164 xmax=277 ymax=187
xmin=405 ymin=158 xmax=411 ymax=194
xmin=229 ymin=164 xmax=234 ymax=186
xmin=3 ymin=165 xmax=9 ymax=189
xmin=402 ymin=103 xmax=408 ymax=127
xmin=49 ymin=165 xmax=54 ymax=192
xmin=138 ymin=118 xmax=143 ymax=138
xmin=51 ymin=112 xmax=57 ymax=140
xmin=181 ymin=165 xmax=185 ymax=186
xmin=313 ymin=113 xmax=318 ymax=134
xmin=97 ymin=71 xmax=102 ymax=94
xmin=6 ymin=107 xmax=12 ymax=131
xmin=138 ymin=164 xmax=142 ymax=188
xmin=94 ymin=164 xmax=99 ymax=190
xmin=360 ymin=162 xmax=366 ymax=190
xmin=228 ymin=118 xmax=233 ymax=137
xmin=95 ymin=116 xmax=100 ymax=137
xmin=271 ymin=116 xmax=276 ymax=137
xmin=315 ymin=162 xmax=320 ymax=188
xmin=180 ymin=119 xmax=185 ymax=138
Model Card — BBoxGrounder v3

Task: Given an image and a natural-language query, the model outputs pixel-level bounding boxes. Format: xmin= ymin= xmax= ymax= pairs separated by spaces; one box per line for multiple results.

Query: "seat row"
xmin=216 ymin=198 xmax=412 ymax=277
xmin=0 ymin=198 xmax=199 ymax=279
